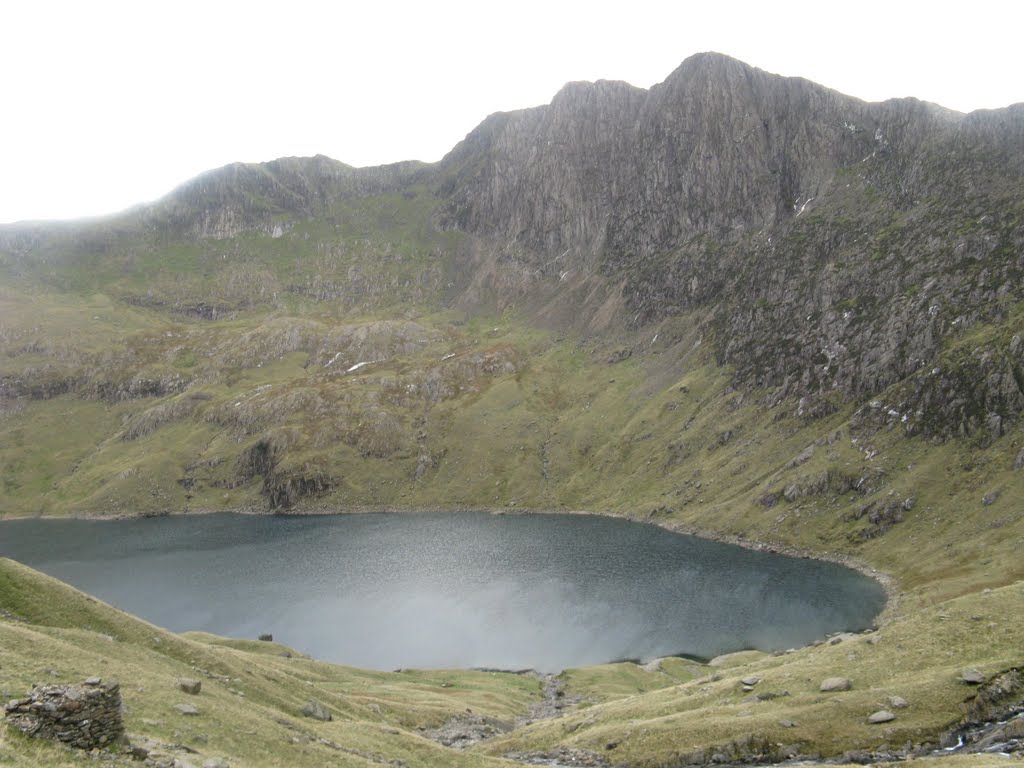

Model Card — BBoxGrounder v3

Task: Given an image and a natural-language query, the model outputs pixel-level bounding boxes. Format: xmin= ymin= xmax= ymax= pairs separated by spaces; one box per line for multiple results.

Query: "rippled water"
xmin=0 ymin=511 xmax=885 ymax=670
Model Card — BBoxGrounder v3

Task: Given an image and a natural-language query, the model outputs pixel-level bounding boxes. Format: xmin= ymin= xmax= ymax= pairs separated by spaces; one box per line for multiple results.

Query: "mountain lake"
xmin=0 ymin=511 xmax=886 ymax=670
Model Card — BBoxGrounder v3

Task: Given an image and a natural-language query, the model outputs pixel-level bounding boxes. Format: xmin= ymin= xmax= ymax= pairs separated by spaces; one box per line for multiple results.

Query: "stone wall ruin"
xmin=3 ymin=678 xmax=125 ymax=750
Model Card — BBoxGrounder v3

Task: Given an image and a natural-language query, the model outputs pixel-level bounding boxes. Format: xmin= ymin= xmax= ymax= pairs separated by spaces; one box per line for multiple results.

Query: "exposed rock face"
xmin=439 ymin=53 xmax=938 ymax=265
xmin=4 ymin=679 xmax=125 ymax=750
xmin=436 ymin=52 xmax=1024 ymax=436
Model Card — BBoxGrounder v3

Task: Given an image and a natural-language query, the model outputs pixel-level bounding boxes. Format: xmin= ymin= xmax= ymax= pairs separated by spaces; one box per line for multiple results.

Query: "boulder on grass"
xmin=820 ymin=677 xmax=852 ymax=692
xmin=302 ymin=699 xmax=332 ymax=722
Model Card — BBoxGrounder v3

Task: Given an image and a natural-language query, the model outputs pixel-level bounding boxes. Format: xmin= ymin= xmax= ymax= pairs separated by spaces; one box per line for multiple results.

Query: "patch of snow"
xmin=441 ymin=353 xmax=456 ymax=361
xmin=324 ymin=352 xmax=342 ymax=367
xmin=346 ymin=361 xmax=374 ymax=373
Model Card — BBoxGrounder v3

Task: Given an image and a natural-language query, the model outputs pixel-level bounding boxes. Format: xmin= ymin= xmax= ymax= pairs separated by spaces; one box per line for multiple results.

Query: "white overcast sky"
xmin=2 ymin=0 xmax=1021 ymax=224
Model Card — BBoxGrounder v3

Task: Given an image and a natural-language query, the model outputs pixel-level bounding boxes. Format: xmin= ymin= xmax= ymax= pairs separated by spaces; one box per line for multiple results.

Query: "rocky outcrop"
xmin=236 ymin=433 xmax=334 ymax=511
xmin=4 ymin=679 xmax=125 ymax=750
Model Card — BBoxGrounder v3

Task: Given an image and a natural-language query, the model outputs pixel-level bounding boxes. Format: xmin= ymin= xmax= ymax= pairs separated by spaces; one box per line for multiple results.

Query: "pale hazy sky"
xmin=2 ymin=1 xmax=1021 ymax=224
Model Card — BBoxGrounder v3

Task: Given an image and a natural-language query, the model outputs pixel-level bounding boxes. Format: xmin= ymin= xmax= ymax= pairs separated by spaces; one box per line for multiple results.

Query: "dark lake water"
xmin=0 ymin=511 xmax=885 ymax=671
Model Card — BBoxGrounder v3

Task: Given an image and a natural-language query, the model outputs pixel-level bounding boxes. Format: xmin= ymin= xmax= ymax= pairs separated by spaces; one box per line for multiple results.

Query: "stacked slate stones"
xmin=4 ymin=677 xmax=125 ymax=749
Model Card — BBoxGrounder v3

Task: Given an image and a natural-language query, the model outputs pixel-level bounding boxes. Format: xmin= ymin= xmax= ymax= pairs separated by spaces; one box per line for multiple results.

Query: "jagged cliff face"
xmin=438 ymin=53 xmax=957 ymax=263
xmin=434 ymin=53 xmax=1024 ymax=436
xmin=1 ymin=52 xmax=1022 ymax=517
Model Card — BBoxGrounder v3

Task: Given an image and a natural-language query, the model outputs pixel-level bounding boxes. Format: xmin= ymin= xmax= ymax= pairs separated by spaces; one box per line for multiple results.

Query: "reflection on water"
xmin=0 ymin=512 xmax=886 ymax=670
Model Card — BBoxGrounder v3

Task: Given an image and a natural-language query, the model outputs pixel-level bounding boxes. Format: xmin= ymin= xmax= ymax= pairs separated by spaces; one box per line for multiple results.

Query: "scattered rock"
xmin=426 ymin=713 xmax=513 ymax=748
xmin=301 ymin=699 xmax=332 ymax=722
xmin=1014 ymin=449 xmax=1024 ymax=471
xmin=129 ymin=744 xmax=151 ymax=760
xmin=83 ymin=677 xmax=102 ymax=686
xmin=755 ymin=690 xmax=789 ymax=701
xmin=145 ymin=751 xmax=176 ymax=768
xmin=962 ymin=668 xmax=986 ymax=685
xmin=740 ymin=676 xmax=761 ymax=686
xmin=868 ymin=710 xmax=896 ymax=724
xmin=504 ymin=747 xmax=610 ymax=766
xmin=842 ymin=749 xmax=874 ymax=764
xmin=174 ymin=703 xmax=200 ymax=716
xmin=888 ymin=695 xmax=910 ymax=709
xmin=778 ymin=719 xmax=799 ymax=728
xmin=203 ymin=759 xmax=230 ymax=768
xmin=820 ymin=677 xmax=853 ymax=692
xmin=177 ymin=678 xmax=202 ymax=695
xmin=517 ymin=673 xmax=582 ymax=724
xmin=982 ymin=490 xmax=1000 ymax=506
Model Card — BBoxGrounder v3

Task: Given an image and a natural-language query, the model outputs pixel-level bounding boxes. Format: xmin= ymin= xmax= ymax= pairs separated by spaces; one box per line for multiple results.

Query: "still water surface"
xmin=0 ymin=512 xmax=885 ymax=670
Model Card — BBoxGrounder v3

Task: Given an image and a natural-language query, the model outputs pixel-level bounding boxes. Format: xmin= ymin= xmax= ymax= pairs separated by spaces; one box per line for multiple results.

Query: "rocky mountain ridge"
xmin=0 ymin=51 xmax=1022 ymax=518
